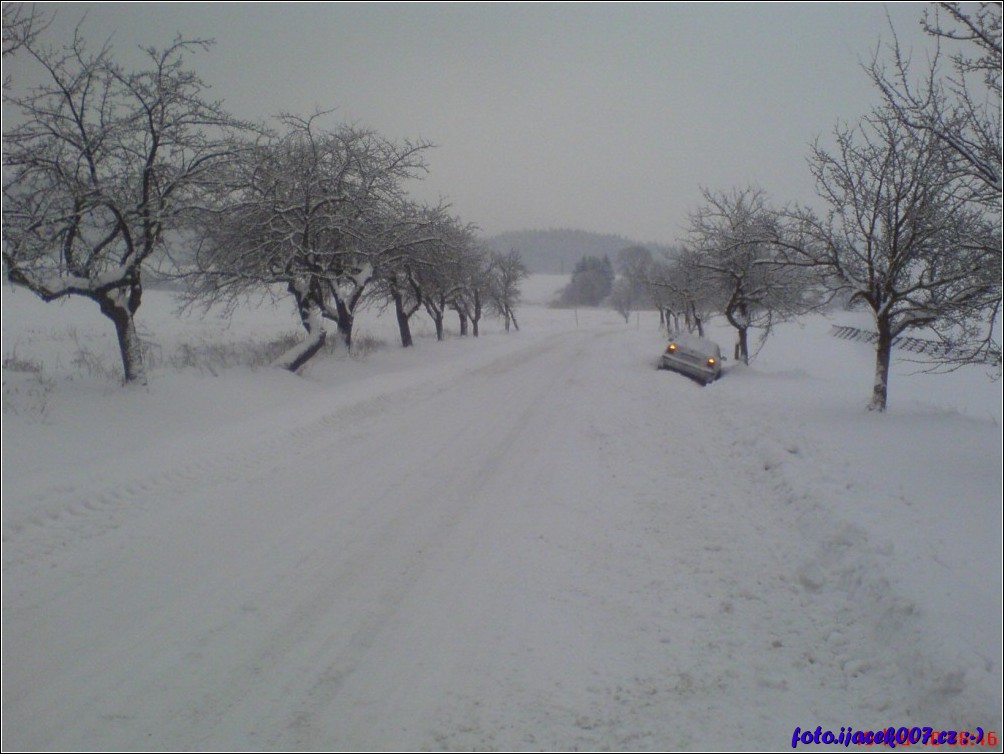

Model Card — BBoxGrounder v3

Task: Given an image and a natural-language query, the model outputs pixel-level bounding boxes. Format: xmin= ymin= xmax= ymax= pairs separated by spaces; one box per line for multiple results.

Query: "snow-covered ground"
xmin=2 ymin=276 xmax=1001 ymax=751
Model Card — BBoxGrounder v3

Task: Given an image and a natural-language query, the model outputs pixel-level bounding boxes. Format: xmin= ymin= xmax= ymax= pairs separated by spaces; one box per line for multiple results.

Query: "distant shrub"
xmin=557 ymin=255 xmax=615 ymax=307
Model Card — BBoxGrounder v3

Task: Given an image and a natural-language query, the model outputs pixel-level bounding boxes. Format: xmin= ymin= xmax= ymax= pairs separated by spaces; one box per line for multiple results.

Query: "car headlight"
xmin=707 ymin=357 xmax=716 ymax=366
xmin=666 ymin=343 xmax=677 ymax=353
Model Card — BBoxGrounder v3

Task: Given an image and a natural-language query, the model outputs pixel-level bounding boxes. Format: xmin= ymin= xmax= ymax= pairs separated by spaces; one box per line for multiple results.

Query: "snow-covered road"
xmin=3 ymin=292 xmax=1000 ymax=751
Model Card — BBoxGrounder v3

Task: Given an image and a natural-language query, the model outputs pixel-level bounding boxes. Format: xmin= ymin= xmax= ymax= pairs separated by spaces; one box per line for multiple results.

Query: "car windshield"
xmin=669 ymin=334 xmax=719 ymax=356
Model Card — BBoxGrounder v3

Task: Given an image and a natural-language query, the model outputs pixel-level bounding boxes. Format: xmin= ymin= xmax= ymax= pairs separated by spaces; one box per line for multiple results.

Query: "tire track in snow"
xmin=413 ymin=331 xmax=800 ymax=749
xmin=240 ymin=330 xmax=609 ymax=749
xmin=2 ymin=328 xmax=611 ymax=750
xmin=1 ymin=332 xmax=578 ymax=574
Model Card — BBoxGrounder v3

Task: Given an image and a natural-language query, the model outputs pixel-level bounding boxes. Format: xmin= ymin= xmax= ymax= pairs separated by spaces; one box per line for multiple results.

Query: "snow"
xmin=2 ymin=278 xmax=1001 ymax=751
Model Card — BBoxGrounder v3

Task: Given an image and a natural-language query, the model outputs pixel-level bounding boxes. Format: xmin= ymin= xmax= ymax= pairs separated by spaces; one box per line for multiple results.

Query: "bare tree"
xmin=683 ymin=186 xmax=813 ymax=365
xmin=351 ymin=203 xmax=453 ymax=349
xmin=2 ymin=2 xmax=50 ymax=62
xmin=609 ymin=245 xmax=653 ymax=322
xmin=794 ymin=108 xmax=999 ymax=411
xmin=3 ymin=28 xmax=245 ymax=383
xmin=608 ymin=278 xmax=635 ymax=323
xmin=488 ymin=249 xmax=528 ymax=333
xmin=187 ymin=113 xmax=434 ymax=368
xmin=616 ymin=245 xmax=654 ymax=284
xmin=450 ymin=236 xmax=491 ymax=337
xmin=645 ymin=250 xmax=715 ymax=337
xmin=415 ymin=217 xmax=487 ymax=340
xmin=869 ymin=2 xmax=1002 ymax=210
xmin=385 ymin=267 xmax=424 ymax=347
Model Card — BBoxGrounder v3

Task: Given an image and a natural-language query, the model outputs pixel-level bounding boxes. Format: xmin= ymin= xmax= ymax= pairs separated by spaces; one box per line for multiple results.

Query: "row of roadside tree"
xmin=1 ymin=7 xmax=528 ymax=384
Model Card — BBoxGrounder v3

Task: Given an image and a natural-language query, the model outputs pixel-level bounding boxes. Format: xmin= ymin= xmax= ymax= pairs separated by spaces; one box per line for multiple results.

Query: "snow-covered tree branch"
xmin=868 ymin=2 xmax=1002 ymax=211
xmin=681 ymin=186 xmax=818 ymax=365
xmin=186 ymin=112 xmax=436 ymax=368
xmin=487 ymin=248 xmax=528 ymax=333
xmin=794 ymin=108 xmax=1000 ymax=410
xmin=2 ymin=27 xmax=248 ymax=383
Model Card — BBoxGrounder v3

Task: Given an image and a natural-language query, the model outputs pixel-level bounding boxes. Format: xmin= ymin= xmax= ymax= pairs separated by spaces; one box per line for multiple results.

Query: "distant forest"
xmin=487 ymin=229 xmax=675 ymax=274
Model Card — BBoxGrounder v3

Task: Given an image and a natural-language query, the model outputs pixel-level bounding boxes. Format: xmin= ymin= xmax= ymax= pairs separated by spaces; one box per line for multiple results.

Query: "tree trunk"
xmin=332 ymin=266 xmax=372 ymax=351
xmin=472 ymin=291 xmax=482 ymax=337
xmin=869 ymin=316 xmax=893 ymax=412
xmin=424 ymin=295 xmax=447 ymax=342
xmin=734 ymin=326 xmax=749 ymax=365
xmin=275 ymin=283 xmax=327 ymax=371
xmin=665 ymin=310 xmax=679 ymax=334
xmin=689 ymin=302 xmax=704 ymax=338
xmin=726 ymin=299 xmax=749 ymax=365
xmin=457 ymin=308 xmax=468 ymax=336
xmin=275 ymin=319 xmax=326 ymax=372
xmin=97 ymin=284 xmax=146 ymax=385
xmin=335 ymin=297 xmax=354 ymax=350
xmin=393 ymin=290 xmax=413 ymax=347
xmin=103 ymin=302 xmax=146 ymax=384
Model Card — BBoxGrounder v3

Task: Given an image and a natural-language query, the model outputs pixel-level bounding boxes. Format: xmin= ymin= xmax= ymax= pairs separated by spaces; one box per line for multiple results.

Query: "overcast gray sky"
xmin=16 ymin=2 xmax=936 ymax=244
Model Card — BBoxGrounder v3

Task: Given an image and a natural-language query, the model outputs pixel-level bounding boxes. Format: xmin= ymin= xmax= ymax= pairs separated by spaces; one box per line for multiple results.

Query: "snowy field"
xmin=2 ymin=275 xmax=1001 ymax=751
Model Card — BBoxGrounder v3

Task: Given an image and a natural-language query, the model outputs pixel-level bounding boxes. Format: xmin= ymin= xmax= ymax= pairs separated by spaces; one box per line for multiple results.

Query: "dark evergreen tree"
xmin=560 ymin=255 xmax=615 ymax=307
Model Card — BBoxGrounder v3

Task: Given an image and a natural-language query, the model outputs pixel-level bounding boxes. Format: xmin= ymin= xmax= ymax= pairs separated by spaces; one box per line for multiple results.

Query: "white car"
xmin=659 ymin=334 xmax=723 ymax=385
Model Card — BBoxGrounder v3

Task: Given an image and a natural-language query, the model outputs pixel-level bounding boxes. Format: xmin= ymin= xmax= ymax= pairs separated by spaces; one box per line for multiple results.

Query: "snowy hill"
xmin=2 ymin=281 xmax=1001 ymax=750
xmin=487 ymin=228 xmax=675 ymax=274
